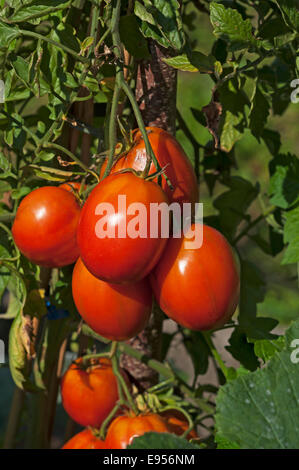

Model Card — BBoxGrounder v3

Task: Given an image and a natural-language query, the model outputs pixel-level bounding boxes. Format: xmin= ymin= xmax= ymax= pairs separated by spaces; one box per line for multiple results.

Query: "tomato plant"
xmin=151 ymin=224 xmax=240 ymax=331
xmin=77 ymin=172 xmax=169 ymax=283
xmin=12 ymin=186 xmax=81 ymax=268
xmin=72 ymin=257 xmax=152 ymax=341
xmin=0 ymin=0 xmax=298 ymax=453
xmin=62 ymin=429 xmax=106 ymax=449
xmin=61 ymin=357 xmax=126 ymax=428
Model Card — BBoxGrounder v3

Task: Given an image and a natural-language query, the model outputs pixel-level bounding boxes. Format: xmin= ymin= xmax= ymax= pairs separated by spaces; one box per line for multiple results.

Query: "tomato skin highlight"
xmin=101 ymin=126 xmax=199 ymax=207
xmin=105 ymin=413 xmax=170 ymax=449
xmin=77 ymin=171 xmax=169 ymax=284
xmin=72 ymin=258 xmax=152 ymax=341
xmin=62 ymin=429 xmax=106 ymax=449
xmin=61 ymin=357 xmax=123 ymax=428
xmin=151 ymin=224 xmax=240 ymax=331
xmin=12 ymin=186 xmax=80 ymax=268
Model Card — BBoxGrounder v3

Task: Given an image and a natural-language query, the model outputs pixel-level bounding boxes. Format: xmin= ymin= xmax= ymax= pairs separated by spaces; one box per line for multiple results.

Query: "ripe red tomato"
xmin=100 ymin=127 xmax=199 ymax=207
xmin=160 ymin=410 xmax=198 ymax=440
xmin=151 ymin=224 xmax=240 ymax=331
xmin=77 ymin=171 xmax=169 ymax=283
xmin=62 ymin=429 xmax=106 ymax=449
xmin=72 ymin=258 xmax=152 ymax=340
xmin=61 ymin=357 xmax=124 ymax=428
xmin=105 ymin=413 xmax=170 ymax=449
xmin=12 ymin=186 xmax=81 ymax=267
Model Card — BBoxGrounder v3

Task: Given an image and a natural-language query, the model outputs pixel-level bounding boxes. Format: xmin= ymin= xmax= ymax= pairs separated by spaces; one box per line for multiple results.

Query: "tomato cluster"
xmin=62 ymin=411 xmax=194 ymax=449
xmin=12 ymin=126 xmax=240 ymax=337
xmin=12 ymin=127 xmax=240 ymax=448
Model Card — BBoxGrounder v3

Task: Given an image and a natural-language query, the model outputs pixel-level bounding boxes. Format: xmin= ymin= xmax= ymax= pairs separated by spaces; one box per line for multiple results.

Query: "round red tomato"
xmin=100 ymin=127 xmax=199 ymax=207
xmin=77 ymin=171 xmax=169 ymax=283
xmin=151 ymin=224 xmax=240 ymax=331
xmin=62 ymin=429 xmax=106 ymax=449
xmin=12 ymin=186 xmax=81 ymax=267
xmin=105 ymin=413 xmax=170 ymax=449
xmin=72 ymin=257 xmax=152 ymax=340
xmin=61 ymin=357 xmax=125 ymax=428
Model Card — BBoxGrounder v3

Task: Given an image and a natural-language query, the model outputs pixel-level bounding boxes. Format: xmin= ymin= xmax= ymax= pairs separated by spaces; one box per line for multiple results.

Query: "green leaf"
xmin=9 ymin=312 xmax=39 ymax=392
xmin=253 ymin=336 xmax=285 ymax=363
xmin=226 ymin=328 xmax=259 ymax=371
xmin=163 ymin=52 xmax=215 ymax=73
xmin=281 ymin=206 xmax=299 ymax=265
xmin=274 ymin=0 xmax=299 ymax=33
xmin=217 ymin=79 xmax=250 ymax=151
xmin=127 ymin=432 xmax=199 ymax=449
xmin=0 ymin=264 xmax=11 ymax=300
xmin=216 ymin=319 xmax=299 ymax=448
xmin=220 ymin=110 xmax=242 ymax=152
xmin=135 ymin=0 xmax=185 ymax=51
xmin=0 ymin=290 xmax=22 ymax=320
xmin=238 ymin=260 xmax=278 ymax=339
xmin=11 ymin=186 xmax=31 ymax=200
xmin=119 ymin=15 xmax=150 ymax=59
xmin=214 ymin=176 xmax=259 ymax=239
xmin=9 ymin=0 xmax=70 ymax=23
xmin=210 ymin=2 xmax=258 ymax=50
xmin=0 ymin=152 xmax=10 ymax=172
xmin=215 ymin=434 xmax=240 ymax=449
xmin=249 ymin=82 xmax=270 ymax=141
xmin=262 ymin=129 xmax=281 ymax=156
xmin=0 ymin=21 xmax=20 ymax=47
xmin=269 ymin=154 xmax=299 ymax=209
xmin=184 ymin=331 xmax=210 ymax=376
xmin=52 ymin=21 xmax=80 ymax=53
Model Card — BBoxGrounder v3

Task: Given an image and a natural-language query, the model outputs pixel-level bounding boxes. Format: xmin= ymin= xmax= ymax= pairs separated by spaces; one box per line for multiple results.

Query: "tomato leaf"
xmin=127 ymin=432 xmax=199 ymax=449
xmin=215 ymin=319 xmax=299 ymax=448
xmin=210 ymin=2 xmax=259 ymax=50
xmin=135 ymin=0 xmax=185 ymax=51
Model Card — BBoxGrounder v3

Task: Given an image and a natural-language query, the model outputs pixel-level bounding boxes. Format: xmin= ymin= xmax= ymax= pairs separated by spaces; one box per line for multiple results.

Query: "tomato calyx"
xmin=72 ymin=356 xmax=111 ymax=374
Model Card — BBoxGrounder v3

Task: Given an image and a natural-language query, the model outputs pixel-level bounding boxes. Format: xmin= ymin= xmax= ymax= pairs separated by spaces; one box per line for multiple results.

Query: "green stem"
xmin=99 ymin=402 xmax=121 ymax=440
xmin=43 ymin=142 xmax=99 ymax=181
xmin=20 ymin=30 xmax=90 ymax=64
xmin=102 ymin=0 xmax=122 ymax=178
xmin=0 ymin=213 xmax=15 ymax=223
xmin=159 ymin=404 xmax=194 ymax=440
xmin=102 ymin=84 xmax=121 ymax=178
xmin=3 ymin=387 xmax=25 ymax=449
xmin=81 ymin=351 xmax=111 ymax=363
xmin=111 ymin=348 xmax=138 ymax=415
xmin=215 ymin=53 xmax=270 ymax=89
xmin=80 ymin=324 xmax=214 ymax=413
xmin=0 ymin=110 xmax=39 ymax=145
xmin=233 ymin=205 xmax=276 ymax=244
xmin=102 ymin=0 xmax=161 ymax=179
xmin=203 ymin=331 xmax=230 ymax=379
xmin=121 ymin=78 xmax=160 ymax=172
